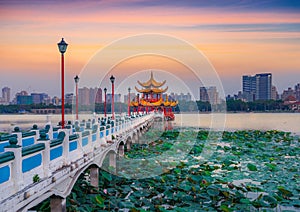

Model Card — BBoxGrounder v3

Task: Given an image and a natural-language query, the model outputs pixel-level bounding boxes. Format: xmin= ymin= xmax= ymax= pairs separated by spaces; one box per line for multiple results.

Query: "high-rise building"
xmin=124 ymin=93 xmax=136 ymax=103
xmin=65 ymin=93 xmax=74 ymax=105
xmin=199 ymin=86 xmax=219 ymax=105
xmin=242 ymin=75 xmax=256 ymax=102
xmin=78 ymin=87 xmax=90 ymax=106
xmin=199 ymin=87 xmax=209 ymax=102
xmin=31 ymin=93 xmax=49 ymax=104
xmin=89 ymin=87 xmax=98 ymax=105
xmin=271 ymin=85 xmax=279 ymax=100
xmin=17 ymin=96 xmax=33 ymax=105
xmin=78 ymin=87 xmax=103 ymax=105
xmin=107 ymin=93 xmax=121 ymax=103
xmin=95 ymin=88 xmax=102 ymax=104
xmin=2 ymin=87 xmax=11 ymax=104
xmin=295 ymin=83 xmax=300 ymax=101
xmin=242 ymin=73 xmax=272 ymax=101
xmin=255 ymin=73 xmax=272 ymax=100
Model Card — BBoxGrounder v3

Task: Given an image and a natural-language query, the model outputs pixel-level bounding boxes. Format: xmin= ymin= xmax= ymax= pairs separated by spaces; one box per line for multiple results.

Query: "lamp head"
xmin=57 ymin=38 xmax=68 ymax=54
xmin=110 ymin=75 xmax=115 ymax=83
xmin=74 ymin=75 xmax=79 ymax=83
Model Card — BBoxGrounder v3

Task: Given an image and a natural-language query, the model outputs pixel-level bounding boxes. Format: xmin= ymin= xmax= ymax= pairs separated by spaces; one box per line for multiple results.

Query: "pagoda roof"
xmin=135 ymin=86 xmax=168 ymax=93
xmin=137 ymin=72 xmax=166 ymax=88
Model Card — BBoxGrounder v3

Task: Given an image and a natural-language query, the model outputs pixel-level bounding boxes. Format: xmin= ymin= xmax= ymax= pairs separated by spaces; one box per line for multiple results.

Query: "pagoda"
xmin=130 ymin=72 xmax=178 ymax=120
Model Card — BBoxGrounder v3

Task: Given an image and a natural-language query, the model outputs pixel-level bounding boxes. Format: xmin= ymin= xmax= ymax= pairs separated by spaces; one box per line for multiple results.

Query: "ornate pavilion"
xmin=130 ymin=72 xmax=178 ymax=120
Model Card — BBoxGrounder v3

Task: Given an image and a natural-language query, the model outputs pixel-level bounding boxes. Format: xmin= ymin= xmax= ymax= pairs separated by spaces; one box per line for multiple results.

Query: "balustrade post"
xmin=12 ymin=127 xmax=22 ymax=146
xmin=59 ymin=129 xmax=70 ymax=165
xmin=31 ymin=124 xmax=40 ymax=143
xmin=106 ymin=124 xmax=112 ymax=142
xmin=37 ymin=133 xmax=50 ymax=177
xmin=47 ymin=124 xmax=54 ymax=140
xmin=5 ymin=137 xmax=23 ymax=191
xmin=88 ymin=129 xmax=93 ymax=152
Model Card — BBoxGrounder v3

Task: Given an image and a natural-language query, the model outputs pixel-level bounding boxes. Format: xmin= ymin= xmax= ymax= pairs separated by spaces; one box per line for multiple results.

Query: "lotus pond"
xmin=36 ymin=128 xmax=300 ymax=211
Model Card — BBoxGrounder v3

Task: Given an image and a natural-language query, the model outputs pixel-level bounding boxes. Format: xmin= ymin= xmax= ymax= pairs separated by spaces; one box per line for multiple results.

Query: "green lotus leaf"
xmin=247 ymin=163 xmax=258 ymax=171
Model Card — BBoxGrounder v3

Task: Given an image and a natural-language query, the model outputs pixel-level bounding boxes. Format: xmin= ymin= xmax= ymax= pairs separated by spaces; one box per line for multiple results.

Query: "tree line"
xmin=0 ymin=100 xmax=292 ymax=114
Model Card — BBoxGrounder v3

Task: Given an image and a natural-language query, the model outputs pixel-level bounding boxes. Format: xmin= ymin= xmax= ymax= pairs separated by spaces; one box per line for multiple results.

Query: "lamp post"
xmin=128 ymin=87 xmax=131 ymax=116
xmin=110 ymin=75 xmax=115 ymax=119
xmin=74 ymin=75 xmax=79 ymax=120
xmin=57 ymin=38 xmax=68 ymax=129
xmin=104 ymin=87 xmax=107 ymax=117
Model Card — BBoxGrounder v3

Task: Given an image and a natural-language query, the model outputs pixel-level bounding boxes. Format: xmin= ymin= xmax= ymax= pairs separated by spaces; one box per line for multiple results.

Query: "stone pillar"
xmin=50 ymin=196 xmax=66 ymax=212
xmin=126 ymin=141 xmax=131 ymax=151
xmin=90 ymin=167 xmax=99 ymax=187
xmin=118 ymin=144 xmax=124 ymax=157
xmin=109 ymin=152 xmax=116 ymax=173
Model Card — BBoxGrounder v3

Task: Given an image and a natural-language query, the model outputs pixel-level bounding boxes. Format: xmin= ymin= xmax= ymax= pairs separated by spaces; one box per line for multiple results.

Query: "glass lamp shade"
xmin=74 ymin=75 xmax=79 ymax=83
xmin=104 ymin=88 xmax=107 ymax=93
xmin=57 ymin=38 xmax=68 ymax=54
xmin=110 ymin=75 xmax=115 ymax=83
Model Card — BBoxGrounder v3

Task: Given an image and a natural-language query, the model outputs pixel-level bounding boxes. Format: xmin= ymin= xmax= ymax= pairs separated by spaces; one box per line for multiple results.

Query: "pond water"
xmin=0 ymin=113 xmax=299 ymax=134
xmin=174 ymin=113 xmax=300 ymax=134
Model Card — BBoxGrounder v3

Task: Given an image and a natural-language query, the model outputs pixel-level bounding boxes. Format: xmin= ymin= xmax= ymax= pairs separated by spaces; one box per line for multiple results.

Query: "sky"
xmin=0 ymin=0 xmax=300 ymax=98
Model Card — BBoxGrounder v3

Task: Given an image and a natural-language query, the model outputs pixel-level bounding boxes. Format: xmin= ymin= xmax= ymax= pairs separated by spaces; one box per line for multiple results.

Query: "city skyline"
xmin=0 ymin=1 xmax=299 ymax=97
xmin=2 ymin=74 xmax=299 ymax=106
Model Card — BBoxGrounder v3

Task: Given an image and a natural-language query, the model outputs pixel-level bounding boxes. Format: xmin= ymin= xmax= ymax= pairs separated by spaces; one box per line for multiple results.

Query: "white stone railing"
xmin=0 ymin=112 xmax=153 ymax=204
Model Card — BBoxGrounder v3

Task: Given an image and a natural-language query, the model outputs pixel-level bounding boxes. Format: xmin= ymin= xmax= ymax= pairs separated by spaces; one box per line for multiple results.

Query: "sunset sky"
xmin=0 ymin=0 xmax=299 ymax=98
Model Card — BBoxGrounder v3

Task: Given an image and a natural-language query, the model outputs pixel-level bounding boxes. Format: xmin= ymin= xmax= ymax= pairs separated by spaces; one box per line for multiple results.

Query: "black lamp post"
xmin=57 ymin=38 xmax=68 ymax=129
xmin=74 ymin=75 xmax=79 ymax=120
xmin=104 ymin=87 xmax=107 ymax=117
xmin=110 ymin=75 xmax=115 ymax=119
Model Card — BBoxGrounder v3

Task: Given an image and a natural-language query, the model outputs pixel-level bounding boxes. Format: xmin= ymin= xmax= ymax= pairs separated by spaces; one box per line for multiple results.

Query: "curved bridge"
xmin=0 ymin=113 xmax=154 ymax=211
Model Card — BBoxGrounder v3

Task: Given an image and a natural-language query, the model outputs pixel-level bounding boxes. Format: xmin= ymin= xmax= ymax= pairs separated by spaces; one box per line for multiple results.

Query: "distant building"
xmin=65 ymin=93 xmax=74 ymax=105
xmin=271 ymin=85 xmax=279 ymax=100
xmin=17 ymin=95 xmax=32 ymax=105
xmin=242 ymin=73 xmax=272 ymax=101
xmin=295 ymin=83 xmax=300 ymax=101
xmin=107 ymin=93 xmax=121 ymax=104
xmin=14 ymin=91 xmax=31 ymax=105
xmin=16 ymin=90 xmax=28 ymax=96
xmin=78 ymin=87 xmax=103 ymax=105
xmin=199 ymin=86 xmax=219 ymax=105
xmin=78 ymin=87 xmax=90 ymax=106
xmin=95 ymin=88 xmax=102 ymax=104
xmin=242 ymin=75 xmax=256 ymax=102
xmin=255 ymin=73 xmax=272 ymax=100
xmin=2 ymin=87 xmax=11 ymax=104
xmin=281 ymin=87 xmax=295 ymax=101
xmin=52 ymin=96 xmax=60 ymax=105
xmin=199 ymin=87 xmax=209 ymax=102
xmin=124 ymin=93 xmax=136 ymax=103
xmin=31 ymin=93 xmax=49 ymax=104
xmin=89 ymin=87 xmax=98 ymax=105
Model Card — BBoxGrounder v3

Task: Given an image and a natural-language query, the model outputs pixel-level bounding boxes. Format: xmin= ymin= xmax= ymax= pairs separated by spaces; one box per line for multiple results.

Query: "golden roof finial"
xmin=137 ymin=71 xmax=166 ymax=88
